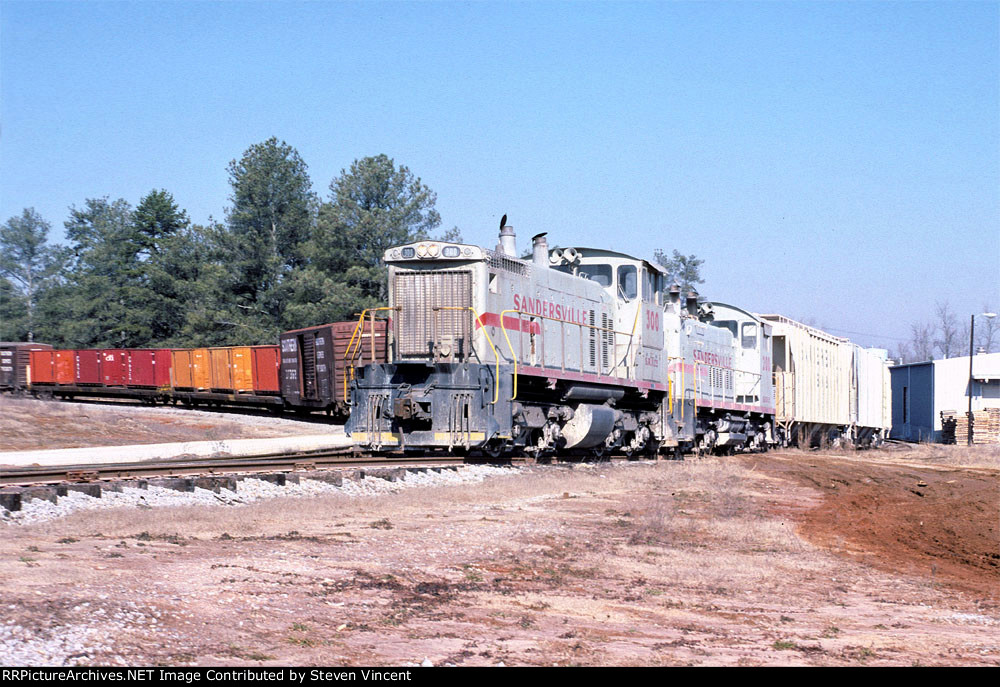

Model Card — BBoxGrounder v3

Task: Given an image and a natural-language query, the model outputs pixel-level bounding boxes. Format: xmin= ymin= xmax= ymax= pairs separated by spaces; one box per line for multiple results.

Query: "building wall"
xmin=890 ymin=352 xmax=1000 ymax=442
xmin=931 ymin=355 xmax=1000 ymax=434
xmin=890 ymin=363 xmax=934 ymax=442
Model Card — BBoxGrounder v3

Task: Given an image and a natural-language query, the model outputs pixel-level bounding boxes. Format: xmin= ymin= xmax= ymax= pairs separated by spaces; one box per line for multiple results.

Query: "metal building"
xmin=889 ymin=352 xmax=1000 ymax=442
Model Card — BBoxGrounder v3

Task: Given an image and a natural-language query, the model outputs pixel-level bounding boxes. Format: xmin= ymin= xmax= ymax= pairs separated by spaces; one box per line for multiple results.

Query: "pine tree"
xmin=219 ymin=138 xmax=317 ymax=342
xmin=0 ymin=208 xmax=63 ymax=341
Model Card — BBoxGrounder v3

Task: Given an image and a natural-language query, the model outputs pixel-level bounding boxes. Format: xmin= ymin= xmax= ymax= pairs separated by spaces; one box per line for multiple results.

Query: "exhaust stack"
xmin=532 ymin=233 xmax=549 ymax=267
xmin=498 ymin=214 xmax=516 ymax=257
xmin=668 ymin=283 xmax=682 ymax=313
xmin=685 ymin=290 xmax=699 ymax=317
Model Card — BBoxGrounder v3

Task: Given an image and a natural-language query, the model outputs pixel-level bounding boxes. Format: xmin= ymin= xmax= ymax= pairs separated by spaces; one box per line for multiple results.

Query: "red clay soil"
xmin=747 ymin=452 xmax=999 ymax=604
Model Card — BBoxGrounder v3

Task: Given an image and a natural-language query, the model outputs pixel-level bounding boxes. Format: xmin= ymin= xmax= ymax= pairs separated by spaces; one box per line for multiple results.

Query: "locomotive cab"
xmin=554 ymin=248 xmax=672 ymax=384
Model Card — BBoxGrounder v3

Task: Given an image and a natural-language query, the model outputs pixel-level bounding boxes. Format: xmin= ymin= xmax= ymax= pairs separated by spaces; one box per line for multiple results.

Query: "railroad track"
xmin=0 ymin=448 xmax=493 ymax=487
xmin=0 ymin=448 xmax=522 ymax=512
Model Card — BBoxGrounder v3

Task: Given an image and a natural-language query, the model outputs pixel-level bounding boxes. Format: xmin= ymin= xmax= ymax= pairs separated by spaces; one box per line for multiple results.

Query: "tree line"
xmin=1 ymin=136 xmax=704 ymax=349
xmin=0 ymin=139 xmax=458 ymax=347
xmin=894 ymin=301 xmax=998 ymax=363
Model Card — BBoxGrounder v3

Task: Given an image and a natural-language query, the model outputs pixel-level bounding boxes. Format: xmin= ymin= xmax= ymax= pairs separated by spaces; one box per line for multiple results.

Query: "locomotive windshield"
xmin=711 ymin=320 xmax=739 ymax=338
xmin=578 ymin=263 xmax=612 ymax=287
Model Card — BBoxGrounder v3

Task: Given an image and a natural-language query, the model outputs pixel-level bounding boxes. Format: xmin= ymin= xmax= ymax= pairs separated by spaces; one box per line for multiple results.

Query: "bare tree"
xmin=909 ymin=321 xmax=935 ymax=362
xmin=889 ymin=341 xmax=912 ymax=365
xmin=933 ymin=301 xmax=960 ymax=359
xmin=976 ymin=303 xmax=998 ymax=353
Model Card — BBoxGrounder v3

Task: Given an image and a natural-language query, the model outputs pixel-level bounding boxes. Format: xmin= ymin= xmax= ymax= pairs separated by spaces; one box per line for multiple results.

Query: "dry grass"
xmin=0 ymin=396 xmax=324 ymax=451
xmin=882 ymin=442 xmax=1000 ymax=469
xmin=3 ymin=456 xmax=996 ymax=666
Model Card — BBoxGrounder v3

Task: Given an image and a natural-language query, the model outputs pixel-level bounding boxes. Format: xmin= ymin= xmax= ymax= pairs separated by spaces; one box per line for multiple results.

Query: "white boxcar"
xmin=759 ymin=314 xmax=890 ymax=446
xmin=853 ymin=345 xmax=891 ymax=434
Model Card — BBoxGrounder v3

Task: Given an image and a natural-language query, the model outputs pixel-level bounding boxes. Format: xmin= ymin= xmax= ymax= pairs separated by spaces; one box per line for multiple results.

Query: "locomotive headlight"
xmin=416 ymin=244 xmax=428 ymax=257
xmin=391 ymin=249 xmax=401 ymax=259
xmin=427 ymin=243 xmax=440 ymax=257
xmin=401 ymin=247 xmax=415 ymax=258
xmin=442 ymin=245 xmax=460 ymax=258
xmin=463 ymin=247 xmax=473 ymax=256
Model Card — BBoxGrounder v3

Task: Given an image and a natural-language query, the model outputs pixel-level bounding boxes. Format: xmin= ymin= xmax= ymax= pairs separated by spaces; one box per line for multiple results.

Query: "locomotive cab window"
xmin=741 ymin=322 xmax=758 ymax=349
xmin=712 ymin=320 xmax=738 ymax=339
xmin=617 ymin=265 xmax=637 ymax=300
xmin=578 ymin=263 xmax=612 ymax=288
xmin=641 ymin=269 xmax=655 ymax=302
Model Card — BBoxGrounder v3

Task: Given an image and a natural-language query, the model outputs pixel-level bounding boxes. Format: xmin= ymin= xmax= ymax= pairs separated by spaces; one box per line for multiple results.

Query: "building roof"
xmin=889 ymin=351 xmax=1000 ymax=377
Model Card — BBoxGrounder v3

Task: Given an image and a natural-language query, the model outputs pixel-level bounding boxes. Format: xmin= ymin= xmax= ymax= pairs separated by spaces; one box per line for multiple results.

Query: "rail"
xmin=0 ymin=451 xmax=475 ymax=488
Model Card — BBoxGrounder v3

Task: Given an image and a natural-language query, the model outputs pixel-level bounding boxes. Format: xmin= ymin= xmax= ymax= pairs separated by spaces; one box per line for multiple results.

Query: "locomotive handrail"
xmin=693 ymin=361 xmax=698 ymax=417
xmin=492 ymin=308 xmax=635 ymax=382
xmin=666 ymin=356 xmax=683 ymax=417
xmin=432 ymin=306 xmax=502 ymax=405
xmin=343 ymin=307 xmax=397 ymax=404
xmin=498 ymin=309 xmax=520 ymax=401
xmin=690 ymin=364 xmax=764 ymax=408
xmin=493 ymin=308 xmax=645 ymax=401
xmin=615 ymin=305 xmax=643 ymax=377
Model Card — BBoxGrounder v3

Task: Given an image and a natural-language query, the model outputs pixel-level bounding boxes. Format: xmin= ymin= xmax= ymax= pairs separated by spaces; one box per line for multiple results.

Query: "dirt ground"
xmin=1 ymin=444 xmax=997 ymax=666
xmin=0 ymin=397 xmax=328 ymax=451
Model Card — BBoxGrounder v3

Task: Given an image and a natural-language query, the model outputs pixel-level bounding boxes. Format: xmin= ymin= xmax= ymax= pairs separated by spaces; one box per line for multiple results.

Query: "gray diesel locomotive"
xmin=345 ymin=220 xmax=776 ymax=457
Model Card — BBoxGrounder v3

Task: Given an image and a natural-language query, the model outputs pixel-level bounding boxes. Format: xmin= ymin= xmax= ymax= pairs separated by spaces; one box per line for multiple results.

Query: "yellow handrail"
xmin=433 ymin=306 xmax=502 ymax=405
xmin=693 ymin=361 xmax=698 ymax=417
xmin=680 ymin=360 xmax=685 ymax=420
xmin=343 ymin=307 xmax=396 ymax=403
xmin=616 ymin=304 xmax=642 ymax=376
xmin=492 ymin=307 xmax=635 ymax=398
xmin=667 ymin=356 xmax=684 ymax=416
xmin=497 ymin=309 xmax=521 ymax=401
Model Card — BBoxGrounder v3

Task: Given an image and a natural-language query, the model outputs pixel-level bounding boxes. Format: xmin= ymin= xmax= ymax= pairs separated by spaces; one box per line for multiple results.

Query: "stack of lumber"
xmin=970 ymin=408 xmax=1000 ymax=444
xmin=946 ymin=408 xmax=1000 ymax=444
xmin=940 ymin=410 xmax=957 ymax=444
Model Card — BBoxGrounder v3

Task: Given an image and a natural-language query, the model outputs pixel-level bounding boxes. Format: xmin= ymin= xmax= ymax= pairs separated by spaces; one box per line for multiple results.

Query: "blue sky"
xmin=2 ymin=1 xmax=997 ymax=350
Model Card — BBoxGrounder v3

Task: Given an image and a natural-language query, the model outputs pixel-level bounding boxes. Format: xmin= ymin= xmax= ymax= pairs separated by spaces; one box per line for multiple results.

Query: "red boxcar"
xmin=251 ymin=345 xmax=280 ymax=394
xmin=75 ymin=350 xmax=102 ymax=385
xmin=55 ymin=350 xmax=75 ymax=385
xmin=101 ymin=349 xmax=128 ymax=386
xmin=126 ymin=349 xmax=172 ymax=388
xmin=29 ymin=349 xmax=56 ymax=384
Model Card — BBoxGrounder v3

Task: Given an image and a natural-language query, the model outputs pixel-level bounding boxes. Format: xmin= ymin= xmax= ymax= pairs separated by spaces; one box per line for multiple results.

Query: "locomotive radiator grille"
xmin=394 ymin=270 xmax=472 ymax=359
xmin=588 ymin=311 xmax=597 ymax=371
xmin=601 ymin=312 xmax=613 ymax=374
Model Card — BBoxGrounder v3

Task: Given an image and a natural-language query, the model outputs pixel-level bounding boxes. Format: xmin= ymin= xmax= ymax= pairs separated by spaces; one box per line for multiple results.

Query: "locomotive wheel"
xmin=483 ymin=440 xmax=505 ymax=459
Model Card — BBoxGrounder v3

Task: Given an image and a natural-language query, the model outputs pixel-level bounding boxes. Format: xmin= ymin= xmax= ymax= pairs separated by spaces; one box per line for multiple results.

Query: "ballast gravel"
xmin=0 ymin=620 xmax=123 ymax=667
xmin=1 ymin=465 xmax=519 ymax=526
